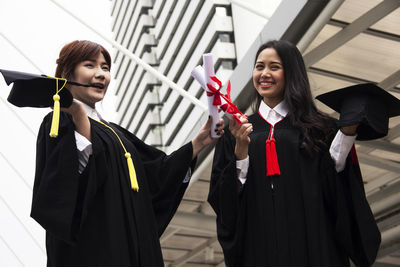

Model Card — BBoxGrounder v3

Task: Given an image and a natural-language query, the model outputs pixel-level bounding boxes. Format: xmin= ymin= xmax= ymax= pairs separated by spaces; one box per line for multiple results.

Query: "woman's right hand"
xmin=60 ymin=99 xmax=91 ymax=141
xmin=229 ymin=114 xmax=252 ymax=160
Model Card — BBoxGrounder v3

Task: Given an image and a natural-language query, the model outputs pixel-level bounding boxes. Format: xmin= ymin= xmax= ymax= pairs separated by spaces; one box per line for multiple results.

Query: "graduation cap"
xmin=0 ymin=69 xmax=91 ymax=138
xmin=316 ymin=83 xmax=400 ymax=140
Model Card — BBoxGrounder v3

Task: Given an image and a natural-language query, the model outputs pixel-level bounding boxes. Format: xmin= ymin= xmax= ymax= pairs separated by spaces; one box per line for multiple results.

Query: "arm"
xmin=62 ymin=100 xmax=92 ymax=173
xmin=329 ymin=125 xmax=358 ymax=172
xmin=110 ymin=121 xmax=220 ymax=236
xmin=207 ymin=127 xmax=246 ymax=266
xmin=61 ymin=100 xmax=91 ymax=141
xmin=321 ymin=147 xmax=381 ymax=266
xmin=31 ymin=113 xmax=82 ymax=244
xmin=229 ymin=115 xmax=253 ymax=184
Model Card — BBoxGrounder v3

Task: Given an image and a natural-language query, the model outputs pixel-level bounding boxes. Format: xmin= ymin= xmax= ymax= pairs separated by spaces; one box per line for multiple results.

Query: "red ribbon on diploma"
xmin=206 ymin=77 xmax=222 ymax=105
xmin=207 ymin=76 xmax=243 ymax=125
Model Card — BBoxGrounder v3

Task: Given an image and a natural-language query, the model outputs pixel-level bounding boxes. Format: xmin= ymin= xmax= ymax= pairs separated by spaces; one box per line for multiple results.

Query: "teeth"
xmin=260 ymin=82 xmax=273 ymax=85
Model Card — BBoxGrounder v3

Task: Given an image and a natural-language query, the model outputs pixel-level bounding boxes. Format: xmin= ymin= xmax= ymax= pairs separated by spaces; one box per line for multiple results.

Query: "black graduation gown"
xmin=208 ymin=113 xmax=381 ymax=267
xmin=31 ymin=112 xmax=195 ymax=267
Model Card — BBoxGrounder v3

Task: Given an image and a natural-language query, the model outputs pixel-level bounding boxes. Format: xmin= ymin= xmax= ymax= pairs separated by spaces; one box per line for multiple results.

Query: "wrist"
xmin=340 ymin=124 xmax=358 ymax=136
xmin=191 ymin=137 xmax=204 ymax=159
xmin=235 ymin=143 xmax=248 ymax=160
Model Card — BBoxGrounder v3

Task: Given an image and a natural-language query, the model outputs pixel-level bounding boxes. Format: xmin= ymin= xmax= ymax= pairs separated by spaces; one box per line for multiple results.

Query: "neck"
xmin=263 ymin=97 xmax=282 ymax=109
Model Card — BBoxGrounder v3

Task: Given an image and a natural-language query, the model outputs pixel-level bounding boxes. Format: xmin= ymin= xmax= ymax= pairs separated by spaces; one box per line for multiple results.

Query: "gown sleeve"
xmin=321 ymin=146 xmax=381 ymax=267
xmin=207 ymin=130 xmax=245 ymax=266
xmin=111 ymin=124 xmax=196 ymax=236
xmin=30 ymin=112 xmax=83 ymax=244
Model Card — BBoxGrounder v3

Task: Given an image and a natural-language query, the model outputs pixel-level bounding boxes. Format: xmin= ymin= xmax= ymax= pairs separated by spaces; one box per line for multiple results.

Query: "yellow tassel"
xmin=49 ymin=94 xmax=60 ymax=138
xmin=125 ymin=152 xmax=139 ymax=191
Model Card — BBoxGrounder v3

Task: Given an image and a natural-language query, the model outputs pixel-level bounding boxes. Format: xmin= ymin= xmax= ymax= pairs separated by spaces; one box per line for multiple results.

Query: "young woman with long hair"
xmin=208 ymin=40 xmax=380 ymax=267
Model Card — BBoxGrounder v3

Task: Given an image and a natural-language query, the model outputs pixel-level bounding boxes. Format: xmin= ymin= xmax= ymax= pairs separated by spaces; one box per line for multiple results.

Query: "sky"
xmin=0 ymin=0 xmax=115 ymax=265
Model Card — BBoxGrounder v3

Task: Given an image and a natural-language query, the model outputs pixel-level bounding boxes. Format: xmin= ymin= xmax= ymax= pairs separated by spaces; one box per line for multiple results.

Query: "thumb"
xmin=205 ymin=115 xmax=213 ymax=128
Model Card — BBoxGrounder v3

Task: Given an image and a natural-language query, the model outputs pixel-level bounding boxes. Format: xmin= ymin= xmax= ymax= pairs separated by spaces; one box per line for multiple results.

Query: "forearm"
xmin=191 ymin=138 xmax=207 ymax=160
xmin=235 ymin=142 xmax=248 ymax=160
xmin=72 ymin=113 xmax=91 ymax=142
xmin=61 ymin=100 xmax=91 ymax=142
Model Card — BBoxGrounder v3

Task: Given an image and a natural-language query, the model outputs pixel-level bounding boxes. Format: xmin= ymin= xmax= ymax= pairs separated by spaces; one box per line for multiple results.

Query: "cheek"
xmin=252 ymin=71 xmax=259 ymax=86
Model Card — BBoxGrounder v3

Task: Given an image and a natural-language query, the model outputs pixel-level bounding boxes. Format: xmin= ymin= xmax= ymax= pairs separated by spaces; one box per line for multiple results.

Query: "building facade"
xmin=110 ymin=0 xmax=236 ymax=154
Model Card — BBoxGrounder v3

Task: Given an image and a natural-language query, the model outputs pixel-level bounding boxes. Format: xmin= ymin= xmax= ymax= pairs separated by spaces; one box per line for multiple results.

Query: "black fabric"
xmin=316 ymin=83 xmax=400 ymax=140
xmin=208 ymin=113 xmax=381 ymax=267
xmin=31 ymin=112 xmax=195 ymax=267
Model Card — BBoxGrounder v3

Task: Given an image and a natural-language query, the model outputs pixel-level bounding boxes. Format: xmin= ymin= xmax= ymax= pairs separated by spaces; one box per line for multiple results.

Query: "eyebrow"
xmin=255 ymin=60 xmax=282 ymax=65
xmin=83 ymin=59 xmax=109 ymax=66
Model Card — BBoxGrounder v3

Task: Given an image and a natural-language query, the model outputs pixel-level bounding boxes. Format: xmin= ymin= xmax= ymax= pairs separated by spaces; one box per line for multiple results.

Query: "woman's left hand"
xmin=191 ymin=117 xmax=225 ymax=159
xmin=340 ymin=124 xmax=359 ymax=136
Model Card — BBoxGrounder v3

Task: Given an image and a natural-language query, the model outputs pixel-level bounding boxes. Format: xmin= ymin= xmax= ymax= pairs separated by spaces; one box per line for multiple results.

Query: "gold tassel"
xmin=125 ymin=152 xmax=139 ymax=191
xmin=49 ymin=94 xmax=60 ymax=138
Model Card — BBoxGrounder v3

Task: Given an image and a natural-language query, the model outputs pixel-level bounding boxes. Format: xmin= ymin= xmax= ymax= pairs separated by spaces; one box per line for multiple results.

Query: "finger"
xmin=229 ymin=117 xmax=237 ymax=130
xmin=216 ymin=121 xmax=224 ymax=130
xmin=206 ymin=116 xmax=213 ymax=125
xmin=238 ymin=124 xmax=252 ymax=139
xmin=238 ymin=116 xmax=248 ymax=124
xmin=215 ymin=119 xmax=224 ymax=128
xmin=203 ymin=116 xmax=213 ymax=130
xmin=237 ymin=123 xmax=251 ymax=135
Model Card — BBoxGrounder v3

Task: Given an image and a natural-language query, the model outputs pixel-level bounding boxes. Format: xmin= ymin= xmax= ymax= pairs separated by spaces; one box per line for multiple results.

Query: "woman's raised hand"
xmin=230 ymin=114 xmax=252 ymax=160
xmin=191 ymin=117 xmax=225 ymax=160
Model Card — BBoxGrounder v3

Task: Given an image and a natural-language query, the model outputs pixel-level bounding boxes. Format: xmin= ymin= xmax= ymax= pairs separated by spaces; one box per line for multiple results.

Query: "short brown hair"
xmin=55 ymin=40 xmax=111 ymax=79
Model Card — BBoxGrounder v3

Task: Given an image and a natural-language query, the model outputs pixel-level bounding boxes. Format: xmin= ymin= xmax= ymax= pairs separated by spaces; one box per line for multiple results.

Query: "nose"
xmin=261 ymin=68 xmax=271 ymax=78
xmin=95 ymin=67 xmax=106 ymax=80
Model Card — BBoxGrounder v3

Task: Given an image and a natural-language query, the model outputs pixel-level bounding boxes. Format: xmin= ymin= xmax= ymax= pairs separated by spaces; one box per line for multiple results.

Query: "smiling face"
xmin=67 ymin=53 xmax=111 ymax=108
xmin=252 ymin=48 xmax=285 ymax=108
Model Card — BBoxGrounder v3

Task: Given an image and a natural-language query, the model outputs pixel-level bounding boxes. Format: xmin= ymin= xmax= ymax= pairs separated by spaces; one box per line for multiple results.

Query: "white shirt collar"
xmin=73 ymin=99 xmax=105 ymax=122
xmin=259 ymin=100 xmax=289 ymax=119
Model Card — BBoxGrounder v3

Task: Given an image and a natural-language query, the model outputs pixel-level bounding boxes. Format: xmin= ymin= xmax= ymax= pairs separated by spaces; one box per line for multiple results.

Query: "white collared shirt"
xmin=236 ymin=100 xmax=356 ymax=184
xmin=73 ymin=100 xmax=104 ymax=173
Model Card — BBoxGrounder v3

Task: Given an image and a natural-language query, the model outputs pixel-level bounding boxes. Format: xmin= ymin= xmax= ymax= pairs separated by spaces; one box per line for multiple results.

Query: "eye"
xmin=102 ymin=65 xmax=110 ymax=71
xmin=270 ymin=64 xmax=281 ymax=70
xmin=255 ymin=64 xmax=264 ymax=70
xmin=84 ymin=63 xmax=94 ymax=68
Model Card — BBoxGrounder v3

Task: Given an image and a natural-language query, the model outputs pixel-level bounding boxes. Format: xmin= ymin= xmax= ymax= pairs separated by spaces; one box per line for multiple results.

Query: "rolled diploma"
xmin=191 ymin=65 xmax=220 ymax=138
xmin=202 ymin=53 xmax=221 ymax=138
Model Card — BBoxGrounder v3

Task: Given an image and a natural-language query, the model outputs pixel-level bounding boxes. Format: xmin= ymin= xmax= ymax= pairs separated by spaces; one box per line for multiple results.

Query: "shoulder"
xmin=40 ymin=111 xmax=73 ymax=130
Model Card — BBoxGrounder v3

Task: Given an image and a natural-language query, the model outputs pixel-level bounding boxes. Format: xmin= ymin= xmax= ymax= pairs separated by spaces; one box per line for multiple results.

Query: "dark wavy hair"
xmin=55 ymin=40 xmax=111 ymax=80
xmin=251 ymin=40 xmax=334 ymax=153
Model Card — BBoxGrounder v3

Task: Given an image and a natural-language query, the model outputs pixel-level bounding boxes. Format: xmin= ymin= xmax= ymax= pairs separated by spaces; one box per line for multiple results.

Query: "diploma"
xmin=191 ymin=65 xmax=220 ymax=138
xmin=191 ymin=54 xmax=244 ymax=134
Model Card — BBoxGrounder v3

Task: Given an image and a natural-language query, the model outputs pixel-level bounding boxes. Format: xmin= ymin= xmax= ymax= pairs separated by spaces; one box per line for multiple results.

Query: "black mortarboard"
xmin=0 ymin=69 xmax=91 ymax=108
xmin=316 ymin=83 xmax=400 ymax=140
xmin=0 ymin=69 xmax=90 ymax=137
